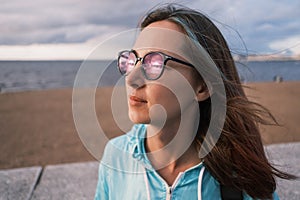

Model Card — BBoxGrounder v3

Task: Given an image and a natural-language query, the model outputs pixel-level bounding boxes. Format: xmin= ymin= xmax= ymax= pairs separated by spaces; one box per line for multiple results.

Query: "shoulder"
xmin=104 ymin=124 xmax=146 ymax=153
xmin=100 ymin=124 xmax=146 ymax=171
xmin=100 ymin=134 xmax=130 ymax=167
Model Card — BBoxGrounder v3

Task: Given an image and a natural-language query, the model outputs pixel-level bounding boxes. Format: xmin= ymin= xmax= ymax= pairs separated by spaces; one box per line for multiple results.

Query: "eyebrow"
xmin=132 ymin=48 xmax=161 ymax=57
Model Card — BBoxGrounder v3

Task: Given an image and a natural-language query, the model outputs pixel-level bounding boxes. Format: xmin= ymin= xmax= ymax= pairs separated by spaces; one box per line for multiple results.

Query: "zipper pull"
xmin=168 ymin=187 xmax=172 ymax=194
xmin=166 ymin=187 xmax=172 ymax=200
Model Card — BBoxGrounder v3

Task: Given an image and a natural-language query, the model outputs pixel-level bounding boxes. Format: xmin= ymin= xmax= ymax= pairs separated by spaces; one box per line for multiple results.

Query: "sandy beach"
xmin=0 ymin=81 xmax=299 ymax=170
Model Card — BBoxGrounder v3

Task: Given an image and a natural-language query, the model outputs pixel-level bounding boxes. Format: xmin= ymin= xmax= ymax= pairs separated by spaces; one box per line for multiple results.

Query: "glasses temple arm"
xmin=167 ymin=56 xmax=194 ymax=68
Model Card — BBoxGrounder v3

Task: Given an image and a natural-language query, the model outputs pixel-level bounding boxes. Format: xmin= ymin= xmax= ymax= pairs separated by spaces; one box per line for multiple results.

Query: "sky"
xmin=0 ymin=0 xmax=299 ymax=60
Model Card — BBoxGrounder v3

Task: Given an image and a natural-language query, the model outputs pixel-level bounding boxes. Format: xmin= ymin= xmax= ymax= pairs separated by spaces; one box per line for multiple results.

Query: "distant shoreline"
xmin=234 ymin=55 xmax=300 ymax=62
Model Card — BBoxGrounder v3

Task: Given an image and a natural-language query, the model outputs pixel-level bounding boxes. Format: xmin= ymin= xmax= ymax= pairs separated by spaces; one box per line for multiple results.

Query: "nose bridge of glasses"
xmin=135 ymin=57 xmax=143 ymax=66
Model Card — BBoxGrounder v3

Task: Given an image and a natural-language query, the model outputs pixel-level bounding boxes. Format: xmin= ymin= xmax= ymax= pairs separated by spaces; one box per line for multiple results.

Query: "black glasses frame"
xmin=117 ymin=49 xmax=195 ymax=80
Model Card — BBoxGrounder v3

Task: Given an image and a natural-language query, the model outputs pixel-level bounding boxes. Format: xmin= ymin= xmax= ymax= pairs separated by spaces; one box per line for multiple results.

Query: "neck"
xmin=145 ymin=102 xmax=200 ymax=170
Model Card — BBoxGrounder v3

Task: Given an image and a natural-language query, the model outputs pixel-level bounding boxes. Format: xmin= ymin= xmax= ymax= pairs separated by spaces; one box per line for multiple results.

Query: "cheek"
xmin=147 ymin=84 xmax=192 ymax=118
xmin=147 ymin=84 xmax=177 ymax=105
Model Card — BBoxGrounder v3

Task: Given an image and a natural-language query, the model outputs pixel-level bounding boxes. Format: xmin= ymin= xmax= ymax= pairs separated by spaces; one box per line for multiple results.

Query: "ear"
xmin=195 ymin=83 xmax=211 ymax=101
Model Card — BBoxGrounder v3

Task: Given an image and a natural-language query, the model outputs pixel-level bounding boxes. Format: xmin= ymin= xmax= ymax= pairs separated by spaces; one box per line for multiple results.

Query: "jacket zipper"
xmin=166 ymin=186 xmax=172 ymax=200
xmin=164 ymin=172 xmax=183 ymax=200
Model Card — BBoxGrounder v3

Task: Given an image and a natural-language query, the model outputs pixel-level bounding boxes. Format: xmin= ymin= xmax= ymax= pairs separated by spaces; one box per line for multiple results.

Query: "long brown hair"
xmin=140 ymin=4 xmax=296 ymax=199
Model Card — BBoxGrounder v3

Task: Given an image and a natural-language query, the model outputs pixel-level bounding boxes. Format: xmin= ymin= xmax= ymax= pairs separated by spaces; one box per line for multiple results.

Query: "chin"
xmin=128 ymin=112 xmax=150 ymax=124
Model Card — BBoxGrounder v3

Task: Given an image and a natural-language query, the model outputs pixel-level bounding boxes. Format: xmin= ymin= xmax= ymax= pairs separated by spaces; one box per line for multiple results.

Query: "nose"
xmin=125 ymin=61 xmax=146 ymax=89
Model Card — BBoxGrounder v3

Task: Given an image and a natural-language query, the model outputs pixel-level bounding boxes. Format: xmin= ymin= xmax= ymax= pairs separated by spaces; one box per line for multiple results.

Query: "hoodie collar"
xmin=127 ymin=124 xmax=153 ymax=170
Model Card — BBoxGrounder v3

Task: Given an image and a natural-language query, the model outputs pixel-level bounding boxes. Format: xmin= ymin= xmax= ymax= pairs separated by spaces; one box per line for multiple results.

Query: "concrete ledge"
xmin=31 ymin=161 xmax=98 ymax=200
xmin=265 ymin=142 xmax=300 ymax=200
xmin=0 ymin=166 xmax=42 ymax=200
xmin=0 ymin=142 xmax=299 ymax=199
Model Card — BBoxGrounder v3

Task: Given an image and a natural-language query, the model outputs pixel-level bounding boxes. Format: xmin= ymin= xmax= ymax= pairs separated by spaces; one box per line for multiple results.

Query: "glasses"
xmin=117 ymin=50 xmax=194 ymax=80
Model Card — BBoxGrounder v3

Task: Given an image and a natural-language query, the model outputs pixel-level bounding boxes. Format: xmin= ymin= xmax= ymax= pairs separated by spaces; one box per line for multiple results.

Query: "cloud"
xmin=0 ymin=0 xmax=299 ymax=59
xmin=269 ymin=35 xmax=300 ymax=55
xmin=0 ymin=0 xmax=185 ymax=45
xmin=0 ymin=27 xmax=139 ymax=60
xmin=0 ymin=42 xmax=118 ymax=60
xmin=0 ymin=0 xmax=140 ymax=45
xmin=192 ymin=0 xmax=300 ymax=54
xmin=0 ymin=43 xmax=93 ymax=60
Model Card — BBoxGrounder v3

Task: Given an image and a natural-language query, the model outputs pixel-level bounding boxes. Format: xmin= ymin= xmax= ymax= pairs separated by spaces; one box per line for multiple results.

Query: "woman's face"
xmin=126 ymin=20 xmax=206 ymax=126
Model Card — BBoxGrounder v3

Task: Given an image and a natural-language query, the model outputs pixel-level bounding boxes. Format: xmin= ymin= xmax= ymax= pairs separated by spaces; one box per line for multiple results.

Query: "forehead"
xmin=133 ymin=22 xmax=191 ymax=61
xmin=146 ymin=20 xmax=185 ymax=33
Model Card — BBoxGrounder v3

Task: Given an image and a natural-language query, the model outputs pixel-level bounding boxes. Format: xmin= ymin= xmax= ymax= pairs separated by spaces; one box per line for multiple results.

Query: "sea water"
xmin=0 ymin=60 xmax=299 ymax=93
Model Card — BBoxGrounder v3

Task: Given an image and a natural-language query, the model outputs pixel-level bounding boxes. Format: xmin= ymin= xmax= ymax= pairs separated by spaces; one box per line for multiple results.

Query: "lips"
xmin=129 ymin=95 xmax=147 ymax=103
xmin=129 ymin=95 xmax=148 ymax=107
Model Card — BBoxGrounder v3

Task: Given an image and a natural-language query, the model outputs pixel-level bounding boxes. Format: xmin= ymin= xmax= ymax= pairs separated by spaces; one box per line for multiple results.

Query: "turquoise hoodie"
xmin=95 ymin=124 xmax=279 ymax=200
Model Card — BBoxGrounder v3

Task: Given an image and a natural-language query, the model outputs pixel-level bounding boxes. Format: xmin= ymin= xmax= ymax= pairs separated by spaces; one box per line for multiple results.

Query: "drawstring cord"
xmin=198 ymin=166 xmax=205 ymax=200
xmin=144 ymin=168 xmax=151 ymax=200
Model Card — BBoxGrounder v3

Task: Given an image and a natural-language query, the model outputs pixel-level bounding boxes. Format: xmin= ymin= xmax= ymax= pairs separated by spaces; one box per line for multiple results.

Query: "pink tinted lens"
xmin=118 ymin=51 xmax=136 ymax=75
xmin=143 ymin=52 xmax=164 ymax=80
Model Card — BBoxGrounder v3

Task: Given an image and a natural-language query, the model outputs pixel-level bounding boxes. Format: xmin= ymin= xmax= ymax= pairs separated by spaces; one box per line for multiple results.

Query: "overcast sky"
xmin=0 ymin=0 xmax=299 ymax=60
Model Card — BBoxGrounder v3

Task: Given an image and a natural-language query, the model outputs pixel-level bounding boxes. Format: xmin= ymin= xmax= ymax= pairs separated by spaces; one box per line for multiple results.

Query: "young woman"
xmin=95 ymin=4 xmax=294 ymax=200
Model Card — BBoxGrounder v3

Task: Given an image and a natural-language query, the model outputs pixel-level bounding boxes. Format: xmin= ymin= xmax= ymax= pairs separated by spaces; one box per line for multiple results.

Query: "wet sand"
xmin=0 ymin=82 xmax=299 ymax=169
